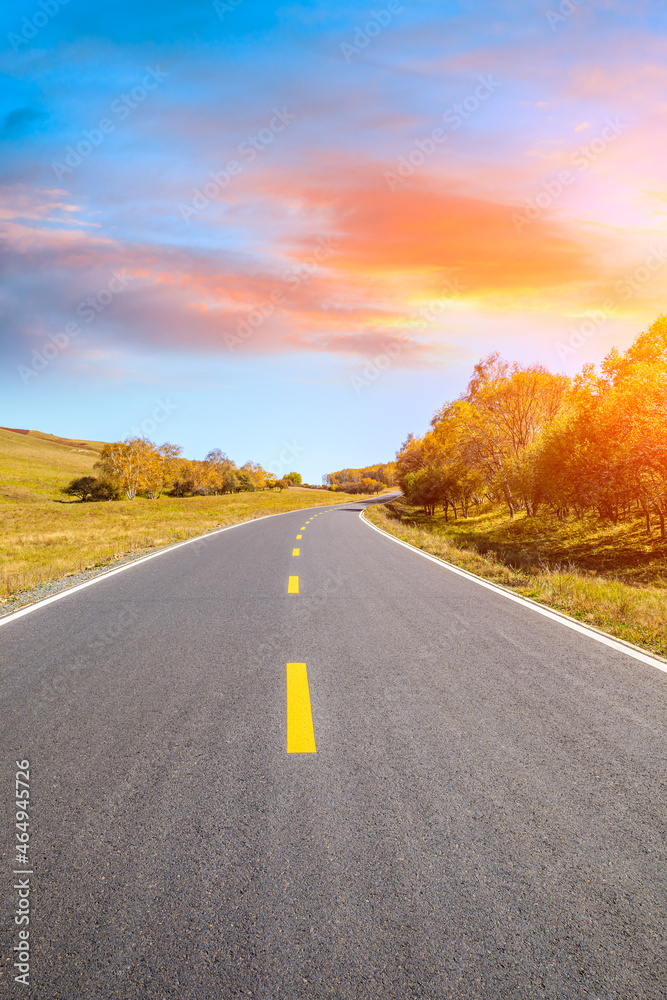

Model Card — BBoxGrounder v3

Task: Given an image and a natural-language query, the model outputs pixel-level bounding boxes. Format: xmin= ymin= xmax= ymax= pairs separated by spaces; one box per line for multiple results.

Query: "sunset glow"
xmin=2 ymin=0 xmax=665 ymax=478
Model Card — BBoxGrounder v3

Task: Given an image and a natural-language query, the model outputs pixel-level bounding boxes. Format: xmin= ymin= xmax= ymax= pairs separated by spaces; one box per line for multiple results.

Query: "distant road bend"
xmin=1 ymin=496 xmax=665 ymax=999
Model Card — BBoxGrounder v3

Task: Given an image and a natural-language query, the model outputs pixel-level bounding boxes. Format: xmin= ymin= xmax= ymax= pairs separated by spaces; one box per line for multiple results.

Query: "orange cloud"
xmin=2 ymin=163 xmax=660 ymax=367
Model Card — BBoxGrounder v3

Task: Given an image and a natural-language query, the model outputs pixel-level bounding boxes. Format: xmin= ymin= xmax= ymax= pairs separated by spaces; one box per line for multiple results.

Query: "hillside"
xmin=0 ymin=427 xmax=104 ymax=503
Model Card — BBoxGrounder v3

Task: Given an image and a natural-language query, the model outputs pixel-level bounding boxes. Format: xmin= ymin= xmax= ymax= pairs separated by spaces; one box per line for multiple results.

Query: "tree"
xmin=285 ymin=471 xmax=302 ymax=485
xmin=62 ymin=476 xmax=120 ymax=502
xmin=221 ymin=470 xmax=240 ymax=493
xmin=325 ymin=462 xmax=397 ymax=487
xmin=97 ymin=438 xmax=151 ymax=500
xmin=402 ymin=467 xmax=450 ymax=515
xmin=89 ymin=478 xmax=121 ymax=501
xmin=451 ymin=356 xmax=568 ymax=517
xmin=142 ymin=443 xmax=183 ymax=499
xmin=237 ymin=469 xmax=257 ymax=492
xmin=205 ymin=449 xmax=236 ymax=493
xmin=62 ymin=476 xmax=98 ymax=501
xmin=242 ymin=461 xmax=267 ymax=489
xmin=395 ymin=434 xmax=429 ymax=489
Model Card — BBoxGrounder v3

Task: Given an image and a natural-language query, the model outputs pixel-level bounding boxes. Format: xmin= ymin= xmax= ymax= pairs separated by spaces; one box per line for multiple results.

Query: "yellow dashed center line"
xmin=292 ymin=548 xmax=300 ymax=556
xmin=288 ymin=575 xmax=299 ymax=594
xmin=296 ymin=534 xmax=302 ymax=539
xmin=286 ymin=663 xmax=316 ymax=753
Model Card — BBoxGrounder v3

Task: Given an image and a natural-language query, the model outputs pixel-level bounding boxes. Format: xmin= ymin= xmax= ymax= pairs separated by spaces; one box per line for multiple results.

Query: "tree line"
xmin=63 ymin=439 xmax=303 ymax=501
xmin=394 ymin=315 xmax=667 ymax=538
xmin=323 ymin=463 xmax=396 ymax=494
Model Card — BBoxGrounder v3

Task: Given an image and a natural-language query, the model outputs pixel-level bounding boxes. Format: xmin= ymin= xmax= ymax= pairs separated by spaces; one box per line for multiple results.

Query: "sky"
xmin=1 ymin=0 xmax=666 ymax=482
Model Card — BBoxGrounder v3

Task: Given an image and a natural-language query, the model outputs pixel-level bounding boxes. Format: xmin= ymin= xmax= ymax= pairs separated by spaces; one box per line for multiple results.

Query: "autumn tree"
xmin=452 ymin=355 xmax=569 ymax=517
xmin=242 ymin=462 xmax=267 ymax=489
xmin=402 ymin=467 xmax=450 ymax=515
xmin=142 ymin=443 xmax=183 ymax=499
xmin=97 ymin=439 xmax=151 ymax=500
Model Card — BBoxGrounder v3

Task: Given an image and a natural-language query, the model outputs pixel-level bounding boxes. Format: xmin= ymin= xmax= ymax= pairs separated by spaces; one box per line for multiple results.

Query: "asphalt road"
xmin=1 ymin=498 xmax=665 ymax=999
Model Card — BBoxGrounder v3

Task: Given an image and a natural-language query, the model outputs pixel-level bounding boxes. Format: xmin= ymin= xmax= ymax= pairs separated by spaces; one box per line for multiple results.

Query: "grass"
xmin=363 ymin=500 xmax=667 ymax=659
xmin=0 ymin=427 xmax=360 ymax=600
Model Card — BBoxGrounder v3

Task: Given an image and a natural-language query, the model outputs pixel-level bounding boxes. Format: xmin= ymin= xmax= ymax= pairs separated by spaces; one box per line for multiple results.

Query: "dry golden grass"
xmin=364 ymin=503 xmax=667 ymax=659
xmin=0 ymin=428 xmax=356 ymax=599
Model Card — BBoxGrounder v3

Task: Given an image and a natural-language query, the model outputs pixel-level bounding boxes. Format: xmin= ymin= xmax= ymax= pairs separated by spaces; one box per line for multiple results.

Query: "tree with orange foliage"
xmin=97 ymin=438 xmax=151 ymax=500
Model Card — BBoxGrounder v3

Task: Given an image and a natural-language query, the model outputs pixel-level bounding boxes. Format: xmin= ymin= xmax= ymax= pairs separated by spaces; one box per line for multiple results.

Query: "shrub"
xmin=62 ymin=476 xmax=120 ymax=502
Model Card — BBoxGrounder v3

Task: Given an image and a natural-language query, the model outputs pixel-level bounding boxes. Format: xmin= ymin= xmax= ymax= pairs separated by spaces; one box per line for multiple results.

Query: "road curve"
xmin=1 ymin=497 xmax=665 ymax=999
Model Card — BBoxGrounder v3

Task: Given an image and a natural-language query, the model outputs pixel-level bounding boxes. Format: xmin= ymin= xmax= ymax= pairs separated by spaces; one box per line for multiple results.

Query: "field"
xmin=0 ymin=427 xmax=360 ymax=601
xmin=364 ymin=499 xmax=667 ymax=659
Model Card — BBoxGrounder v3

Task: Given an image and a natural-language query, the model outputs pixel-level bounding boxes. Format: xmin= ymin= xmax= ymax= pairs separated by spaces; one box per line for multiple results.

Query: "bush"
xmin=62 ymin=476 xmax=120 ymax=502
xmin=89 ymin=478 xmax=121 ymax=501
xmin=62 ymin=476 xmax=97 ymax=501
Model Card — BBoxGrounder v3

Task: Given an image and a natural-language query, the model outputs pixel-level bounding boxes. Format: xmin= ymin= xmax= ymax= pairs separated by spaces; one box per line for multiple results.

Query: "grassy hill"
xmin=0 ymin=426 xmax=104 ymax=502
xmin=0 ymin=427 xmax=357 ymax=602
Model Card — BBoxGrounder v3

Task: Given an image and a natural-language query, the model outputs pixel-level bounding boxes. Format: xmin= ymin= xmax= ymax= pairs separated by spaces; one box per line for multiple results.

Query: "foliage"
xmin=393 ymin=315 xmax=667 ymax=537
xmin=328 ymin=478 xmax=385 ymax=494
xmin=402 ymin=467 xmax=449 ymax=514
xmin=62 ymin=476 xmax=120 ymax=502
xmin=325 ymin=462 xmax=396 ymax=488
xmin=62 ymin=476 xmax=98 ymax=501
xmin=96 ymin=438 xmax=283 ymax=500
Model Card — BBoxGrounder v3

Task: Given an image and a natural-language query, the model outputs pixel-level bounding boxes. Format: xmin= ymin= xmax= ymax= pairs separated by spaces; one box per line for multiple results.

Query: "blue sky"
xmin=1 ymin=0 xmax=666 ymax=480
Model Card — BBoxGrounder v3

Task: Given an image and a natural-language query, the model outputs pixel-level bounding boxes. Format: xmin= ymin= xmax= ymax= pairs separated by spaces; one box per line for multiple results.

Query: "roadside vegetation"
xmin=324 ymin=462 xmax=396 ymax=494
xmin=364 ymin=501 xmax=667 ymax=658
xmin=0 ymin=427 xmax=357 ymax=601
xmin=362 ymin=315 xmax=667 ymax=659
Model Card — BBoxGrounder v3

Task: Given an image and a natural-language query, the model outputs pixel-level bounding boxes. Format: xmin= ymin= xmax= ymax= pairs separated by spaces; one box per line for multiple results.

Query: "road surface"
xmin=1 ymin=498 xmax=665 ymax=998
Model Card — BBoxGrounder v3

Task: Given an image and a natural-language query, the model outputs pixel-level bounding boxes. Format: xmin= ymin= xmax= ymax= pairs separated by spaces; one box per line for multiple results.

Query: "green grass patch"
xmin=364 ymin=500 xmax=667 ymax=659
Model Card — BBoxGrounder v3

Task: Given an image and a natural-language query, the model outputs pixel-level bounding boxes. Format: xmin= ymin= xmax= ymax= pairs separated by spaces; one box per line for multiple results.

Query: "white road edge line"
xmin=0 ymin=506 xmax=325 ymax=630
xmin=360 ymin=508 xmax=667 ymax=675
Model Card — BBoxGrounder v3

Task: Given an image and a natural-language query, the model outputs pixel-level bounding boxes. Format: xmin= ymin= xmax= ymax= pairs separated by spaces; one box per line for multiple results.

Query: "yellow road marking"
xmin=288 ymin=575 xmax=299 ymax=594
xmin=296 ymin=534 xmax=302 ymax=539
xmin=300 ymin=526 xmax=306 ymax=530
xmin=292 ymin=548 xmax=300 ymax=556
xmin=286 ymin=663 xmax=316 ymax=753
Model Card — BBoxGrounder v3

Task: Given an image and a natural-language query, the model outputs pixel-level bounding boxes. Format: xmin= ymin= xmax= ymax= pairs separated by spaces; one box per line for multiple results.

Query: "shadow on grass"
xmin=387 ymin=501 xmax=667 ymax=586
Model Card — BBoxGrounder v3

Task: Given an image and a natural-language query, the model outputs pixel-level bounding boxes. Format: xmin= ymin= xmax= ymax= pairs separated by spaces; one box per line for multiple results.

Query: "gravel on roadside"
xmin=0 ymin=527 xmax=229 ymax=620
